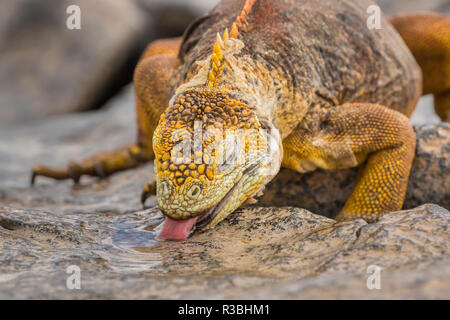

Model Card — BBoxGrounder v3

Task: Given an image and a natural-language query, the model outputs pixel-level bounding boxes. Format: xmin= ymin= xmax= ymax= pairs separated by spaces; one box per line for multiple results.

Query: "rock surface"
xmin=138 ymin=0 xmax=217 ymax=39
xmin=0 ymin=86 xmax=449 ymax=299
xmin=0 ymin=204 xmax=449 ymax=299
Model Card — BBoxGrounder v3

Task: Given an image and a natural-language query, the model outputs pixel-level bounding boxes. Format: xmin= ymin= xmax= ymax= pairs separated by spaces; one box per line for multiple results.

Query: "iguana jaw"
xmin=194 ymin=175 xmax=241 ymax=230
xmin=158 ymin=157 xmax=266 ymax=241
xmin=194 ymin=161 xmax=261 ymax=230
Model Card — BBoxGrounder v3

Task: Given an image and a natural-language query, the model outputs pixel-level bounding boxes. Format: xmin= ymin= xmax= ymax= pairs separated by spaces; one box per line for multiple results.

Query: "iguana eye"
xmin=186 ymin=184 xmax=201 ymax=199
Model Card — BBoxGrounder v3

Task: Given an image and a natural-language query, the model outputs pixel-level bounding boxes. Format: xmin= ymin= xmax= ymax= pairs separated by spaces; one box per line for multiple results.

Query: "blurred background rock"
xmin=377 ymin=0 xmax=450 ymax=14
xmin=0 ymin=0 xmax=448 ymax=124
xmin=0 ymin=0 xmax=215 ymax=124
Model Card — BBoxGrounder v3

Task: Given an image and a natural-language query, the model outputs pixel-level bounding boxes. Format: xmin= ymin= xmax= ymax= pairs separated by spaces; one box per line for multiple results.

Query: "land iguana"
xmin=32 ymin=0 xmax=450 ymax=241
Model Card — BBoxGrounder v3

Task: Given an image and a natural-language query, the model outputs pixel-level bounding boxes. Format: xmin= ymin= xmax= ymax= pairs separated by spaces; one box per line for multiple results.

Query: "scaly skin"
xmin=389 ymin=13 xmax=450 ymax=121
xmin=33 ymin=0 xmax=450 ymax=231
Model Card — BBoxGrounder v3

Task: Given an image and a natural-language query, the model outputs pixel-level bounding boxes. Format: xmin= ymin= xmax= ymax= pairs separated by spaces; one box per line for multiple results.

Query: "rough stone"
xmin=0 ymin=204 xmax=448 ymax=299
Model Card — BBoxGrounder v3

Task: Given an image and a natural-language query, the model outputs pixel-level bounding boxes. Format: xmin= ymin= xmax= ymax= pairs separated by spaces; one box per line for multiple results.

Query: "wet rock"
xmin=0 ymin=0 xmax=147 ymax=124
xmin=0 ymin=204 xmax=448 ymax=299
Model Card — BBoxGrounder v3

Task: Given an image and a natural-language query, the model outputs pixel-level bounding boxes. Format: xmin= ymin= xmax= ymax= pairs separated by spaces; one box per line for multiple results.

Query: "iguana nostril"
xmin=187 ymin=184 xmax=201 ymax=199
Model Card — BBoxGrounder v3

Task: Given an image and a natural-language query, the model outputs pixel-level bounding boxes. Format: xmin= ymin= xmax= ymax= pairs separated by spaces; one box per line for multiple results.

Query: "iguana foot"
xmin=31 ymin=145 xmax=151 ymax=185
xmin=141 ymin=181 xmax=157 ymax=208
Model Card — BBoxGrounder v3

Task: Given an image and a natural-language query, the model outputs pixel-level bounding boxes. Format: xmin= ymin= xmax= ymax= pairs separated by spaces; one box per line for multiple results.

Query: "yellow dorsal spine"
xmin=230 ymin=0 xmax=256 ymax=38
xmin=230 ymin=22 xmax=239 ymax=38
xmin=223 ymin=28 xmax=229 ymax=41
xmin=207 ymin=33 xmax=225 ymax=90
xmin=206 ymin=0 xmax=257 ymax=90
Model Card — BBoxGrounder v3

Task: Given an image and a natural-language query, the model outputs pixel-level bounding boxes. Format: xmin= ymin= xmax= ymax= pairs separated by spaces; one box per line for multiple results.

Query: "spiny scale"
xmin=207 ymin=33 xmax=225 ymax=90
xmin=230 ymin=0 xmax=257 ymax=37
xmin=206 ymin=0 xmax=257 ymax=90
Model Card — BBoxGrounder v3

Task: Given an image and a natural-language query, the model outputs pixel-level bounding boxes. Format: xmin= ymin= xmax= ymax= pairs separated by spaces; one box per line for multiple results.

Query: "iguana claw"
xmin=141 ymin=181 xmax=157 ymax=208
xmin=31 ymin=165 xmax=75 ymax=185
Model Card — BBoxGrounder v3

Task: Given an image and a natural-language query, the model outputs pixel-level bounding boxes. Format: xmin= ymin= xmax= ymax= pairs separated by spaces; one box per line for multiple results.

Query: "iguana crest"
xmin=206 ymin=0 xmax=257 ymax=90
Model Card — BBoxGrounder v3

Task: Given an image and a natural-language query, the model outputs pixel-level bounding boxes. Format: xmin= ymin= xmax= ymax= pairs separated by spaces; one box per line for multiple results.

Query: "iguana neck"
xmin=175 ymin=37 xmax=307 ymax=140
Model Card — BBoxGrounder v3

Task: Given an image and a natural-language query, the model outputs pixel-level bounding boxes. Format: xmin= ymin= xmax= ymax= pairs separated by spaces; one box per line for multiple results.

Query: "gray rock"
xmin=377 ymin=0 xmax=450 ymax=15
xmin=0 ymin=204 xmax=449 ymax=299
xmin=137 ymin=0 xmax=218 ymax=39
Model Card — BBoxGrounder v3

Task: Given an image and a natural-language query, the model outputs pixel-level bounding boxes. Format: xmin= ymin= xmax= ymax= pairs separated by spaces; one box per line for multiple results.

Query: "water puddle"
xmin=110 ymin=210 xmax=164 ymax=247
xmin=98 ymin=208 xmax=167 ymax=273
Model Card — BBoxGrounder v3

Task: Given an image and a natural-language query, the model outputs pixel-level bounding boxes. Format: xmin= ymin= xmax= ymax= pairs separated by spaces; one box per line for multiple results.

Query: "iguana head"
xmin=152 ymin=18 xmax=283 ymax=240
xmin=152 ymin=89 xmax=279 ymax=240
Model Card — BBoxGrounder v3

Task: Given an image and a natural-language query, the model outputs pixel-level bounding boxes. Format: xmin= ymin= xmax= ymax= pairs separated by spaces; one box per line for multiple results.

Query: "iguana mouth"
xmin=159 ymin=163 xmax=259 ymax=241
xmin=158 ymin=183 xmax=237 ymax=241
xmin=195 ymin=178 xmax=240 ymax=230
xmin=196 ymin=162 xmax=259 ymax=229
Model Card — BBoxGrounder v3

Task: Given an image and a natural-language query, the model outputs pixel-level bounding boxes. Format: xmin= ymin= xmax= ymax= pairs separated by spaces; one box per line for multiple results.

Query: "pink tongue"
xmin=159 ymin=216 xmax=198 ymax=241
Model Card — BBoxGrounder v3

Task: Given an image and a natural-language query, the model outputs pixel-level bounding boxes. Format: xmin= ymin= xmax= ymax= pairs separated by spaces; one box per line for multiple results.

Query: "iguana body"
xmin=32 ymin=0 xmax=450 ymax=241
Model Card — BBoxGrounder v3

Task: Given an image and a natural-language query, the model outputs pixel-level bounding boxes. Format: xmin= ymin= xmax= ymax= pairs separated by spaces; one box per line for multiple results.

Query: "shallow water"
xmin=110 ymin=209 xmax=164 ymax=247
xmin=99 ymin=209 xmax=166 ymax=273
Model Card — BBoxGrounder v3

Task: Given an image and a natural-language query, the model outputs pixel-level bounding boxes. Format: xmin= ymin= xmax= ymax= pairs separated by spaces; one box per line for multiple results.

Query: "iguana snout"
xmin=152 ymin=90 xmax=278 ymax=240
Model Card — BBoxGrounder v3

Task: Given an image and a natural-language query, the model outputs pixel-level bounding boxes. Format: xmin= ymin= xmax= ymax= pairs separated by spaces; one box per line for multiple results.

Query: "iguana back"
xmin=178 ymin=0 xmax=422 ymax=133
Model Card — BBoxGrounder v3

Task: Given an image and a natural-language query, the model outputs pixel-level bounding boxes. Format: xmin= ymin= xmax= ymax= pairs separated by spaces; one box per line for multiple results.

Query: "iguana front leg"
xmin=282 ymin=103 xmax=416 ymax=222
xmin=32 ymin=38 xmax=182 ymax=185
